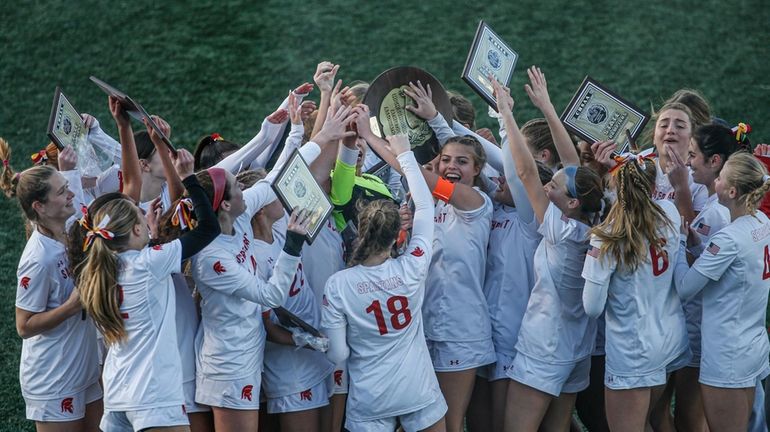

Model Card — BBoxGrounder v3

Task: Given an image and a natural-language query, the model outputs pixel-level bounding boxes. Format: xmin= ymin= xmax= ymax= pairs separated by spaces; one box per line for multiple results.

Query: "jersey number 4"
xmin=365 ymin=296 xmax=412 ymax=335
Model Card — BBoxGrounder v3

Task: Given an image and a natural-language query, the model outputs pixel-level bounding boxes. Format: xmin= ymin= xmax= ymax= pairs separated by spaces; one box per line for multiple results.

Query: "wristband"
xmin=283 ymin=231 xmax=305 ymax=257
xmin=432 ymin=177 xmax=455 ymax=203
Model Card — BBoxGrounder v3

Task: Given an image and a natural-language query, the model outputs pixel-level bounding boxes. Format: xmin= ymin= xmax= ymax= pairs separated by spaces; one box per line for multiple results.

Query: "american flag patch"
xmin=695 ymin=222 xmax=711 ymax=236
xmin=587 ymin=246 xmax=600 ymax=258
xmin=706 ymin=242 xmax=721 ymax=255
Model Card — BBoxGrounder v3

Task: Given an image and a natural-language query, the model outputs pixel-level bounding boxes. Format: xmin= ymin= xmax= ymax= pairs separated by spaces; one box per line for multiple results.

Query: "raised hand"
xmin=754 ymin=143 xmax=770 ymax=157
xmin=476 ymin=127 xmax=498 ymax=145
xmin=149 ymin=115 xmax=171 ymax=139
xmin=287 ymin=207 xmax=313 ymax=236
xmin=665 ymin=143 xmax=689 ymax=189
xmin=353 ymin=104 xmax=374 ymax=139
xmin=300 ymin=100 xmax=317 ymax=122
xmin=81 ymin=113 xmax=96 ymax=129
xmin=58 ymin=145 xmax=78 ymax=171
xmin=288 ymin=92 xmax=302 ymax=125
xmin=590 ymin=140 xmax=618 ymax=170
xmin=108 ymin=96 xmax=130 ymax=129
xmin=294 ymin=82 xmax=314 ymax=96
xmin=330 ymin=80 xmax=349 ymax=112
xmin=173 ymin=149 xmax=195 ymax=180
xmin=490 ymin=77 xmax=514 ymax=115
xmin=523 ymin=66 xmax=554 ymax=112
xmin=385 ymin=134 xmax=410 ymax=156
xmin=318 ymin=104 xmax=358 ymax=143
xmin=314 ymin=61 xmax=340 ymax=93
xmin=145 ymin=196 xmax=163 ymax=239
xmin=403 ymin=81 xmax=437 ymax=120
xmin=399 ymin=200 xmax=414 ymax=231
xmin=267 ymin=108 xmax=289 ymax=124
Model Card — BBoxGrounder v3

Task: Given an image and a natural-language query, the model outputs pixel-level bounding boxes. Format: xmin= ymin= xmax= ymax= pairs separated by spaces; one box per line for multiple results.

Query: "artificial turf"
xmin=0 ymin=0 xmax=768 ymax=429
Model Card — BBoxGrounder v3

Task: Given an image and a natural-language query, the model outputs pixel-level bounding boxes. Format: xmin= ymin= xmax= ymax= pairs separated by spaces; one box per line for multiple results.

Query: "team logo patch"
xmin=299 ymin=389 xmax=312 ymax=401
xmin=20 ymin=276 xmax=30 ymax=289
xmin=241 ymin=384 xmax=253 ymax=401
xmin=152 ymin=244 xmax=163 ymax=251
xmin=60 ymin=397 xmax=73 ymax=413
xmin=695 ymin=222 xmax=711 ymax=236
xmin=213 ymin=261 xmax=226 ymax=275
xmin=587 ymin=246 xmax=600 ymax=258
xmin=333 ymin=370 xmax=343 ymax=386
xmin=410 ymin=247 xmax=425 ymax=257
xmin=706 ymin=242 xmax=721 ymax=255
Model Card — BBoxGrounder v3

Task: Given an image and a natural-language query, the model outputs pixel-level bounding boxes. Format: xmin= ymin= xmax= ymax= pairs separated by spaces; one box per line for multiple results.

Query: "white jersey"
xmin=516 ymin=203 xmax=596 ymax=363
xmin=652 ymin=159 xmax=709 ymax=212
xmin=683 ymin=193 xmax=730 ymax=361
xmin=83 ymin=164 xmax=121 ymax=204
xmin=15 ymin=230 xmax=100 ymax=400
xmin=322 ymin=234 xmax=441 ymax=421
xmin=423 ymin=189 xmax=493 ymax=342
xmin=255 ymin=218 xmax=334 ymax=397
xmin=582 ymin=200 xmax=688 ymax=376
xmin=104 ymin=240 xmax=184 ymax=410
xmin=138 ymin=183 xmax=171 ymax=215
xmin=693 ymin=212 xmax=770 ymax=384
xmin=172 ymin=273 xmax=199 ymax=384
xmin=303 ymin=219 xmax=346 ymax=307
xmin=191 ymin=180 xmax=300 ymax=380
xmin=484 ymin=204 xmax=541 ymax=356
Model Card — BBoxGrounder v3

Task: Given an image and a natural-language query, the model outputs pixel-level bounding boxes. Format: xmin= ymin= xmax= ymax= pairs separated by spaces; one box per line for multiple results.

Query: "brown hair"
xmin=522 ymin=118 xmax=561 ymax=167
xmin=442 ymin=135 xmax=487 ymax=188
xmin=77 ymin=198 xmax=142 ymax=345
xmin=721 ymin=152 xmax=770 ymax=215
xmin=592 ymin=158 xmax=672 ymax=271
xmin=447 ymin=91 xmax=476 ymax=129
xmin=666 ymin=89 xmax=711 ymax=130
xmin=194 ymin=135 xmax=241 ymax=170
xmin=573 ymin=166 xmax=605 ymax=216
xmin=348 ymin=199 xmax=400 ymax=266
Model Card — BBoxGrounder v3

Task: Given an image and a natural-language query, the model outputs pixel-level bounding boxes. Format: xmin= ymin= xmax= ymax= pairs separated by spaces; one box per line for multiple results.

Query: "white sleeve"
xmin=426 ymin=113 xmax=457 ymax=147
xmin=264 ymin=140 xmax=322 ymax=184
xmin=243 ymin=180 xmax=278 ymax=220
xmin=450 ymin=121 xmax=504 ymax=175
xmin=271 ymin=123 xmax=305 ymax=170
xmin=398 ymin=151 xmax=434 ymax=280
xmin=214 ymin=119 xmax=284 ymax=174
xmin=196 ymin=250 xmax=300 ymax=307
xmin=251 ymin=123 xmax=289 ymax=170
xmin=146 ymin=240 xmax=183 ymax=280
xmin=321 ymin=279 xmax=347 ymax=329
xmin=16 ymin=255 xmax=51 ymax=313
xmin=581 ymin=237 xmax=614 ymax=318
xmin=60 ymin=169 xmax=86 ymax=230
xmin=502 ymin=135 xmax=536 ymax=226
xmin=325 ymin=325 xmax=349 ymax=365
xmin=86 ymin=121 xmax=122 ymax=164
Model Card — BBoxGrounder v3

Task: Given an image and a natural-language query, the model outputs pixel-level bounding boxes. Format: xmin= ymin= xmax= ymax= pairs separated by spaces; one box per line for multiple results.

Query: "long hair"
xmin=77 ymin=198 xmax=141 ymax=345
xmin=193 ymin=134 xmax=240 ymax=170
xmin=348 ymin=199 xmax=400 ymax=267
xmin=448 ymin=91 xmax=476 ymax=129
xmin=442 ymin=135 xmax=487 ymax=189
xmin=721 ymin=152 xmax=770 ymax=215
xmin=693 ymin=124 xmax=749 ymax=172
xmin=591 ymin=159 xmax=672 ymax=272
xmin=522 ymin=118 xmax=561 ymax=167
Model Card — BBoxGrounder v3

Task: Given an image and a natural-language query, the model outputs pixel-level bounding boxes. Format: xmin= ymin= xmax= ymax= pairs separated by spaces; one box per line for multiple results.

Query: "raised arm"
xmin=386 ymin=135 xmax=433 ymax=242
xmin=145 ymin=116 xmax=184 ymax=202
xmin=109 ymin=96 xmax=141 ymax=202
xmin=310 ymin=62 xmax=340 ymax=139
xmin=173 ymin=150 xmax=221 ymax=260
xmin=524 ymin=66 xmax=579 ymax=167
xmin=493 ymin=79 xmax=550 ymax=223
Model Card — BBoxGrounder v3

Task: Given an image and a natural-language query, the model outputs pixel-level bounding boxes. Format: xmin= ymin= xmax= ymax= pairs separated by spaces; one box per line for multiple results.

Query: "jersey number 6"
xmin=365 ymin=295 xmax=412 ymax=335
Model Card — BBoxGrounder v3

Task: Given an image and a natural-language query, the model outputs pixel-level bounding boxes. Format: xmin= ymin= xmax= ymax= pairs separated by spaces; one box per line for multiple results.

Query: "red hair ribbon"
xmin=207 ymin=167 xmax=227 ymax=211
xmin=82 ymin=215 xmax=115 ymax=251
xmin=2 ymin=159 xmax=8 ymax=167
xmin=171 ymin=198 xmax=194 ymax=231
xmin=211 ymin=133 xmax=224 ymax=141
xmin=608 ymin=148 xmax=657 ymax=175
xmin=30 ymin=150 xmax=48 ymax=165
xmin=732 ymin=123 xmax=751 ymax=143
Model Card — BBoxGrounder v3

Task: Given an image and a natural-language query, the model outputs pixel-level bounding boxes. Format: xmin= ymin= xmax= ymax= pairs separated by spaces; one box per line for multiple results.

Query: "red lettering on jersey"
xmin=410 ymin=247 xmax=425 ymax=257
xmin=61 ymin=397 xmax=73 ymax=413
xmin=763 ymin=245 xmax=770 ymax=280
xmin=20 ymin=276 xmax=30 ymax=289
xmin=213 ymin=261 xmax=226 ymax=275
xmin=289 ymin=263 xmax=304 ymax=297
xmin=250 ymin=255 xmax=257 ymax=274
xmin=117 ymin=286 xmax=129 ymax=319
xmin=152 ymin=244 xmax=163 ymax=251
xmin=650 ymin=242 xmax=669 ymax=276
xmin=241 ymin=385 xmax=253 ymax=401
xmin=118 ymin=170 xmax=124 ymax=193
xmin=299 ymin=389 xmax=312 ymax=401
xmin=333 ymin=370 xmax=343 ymax=386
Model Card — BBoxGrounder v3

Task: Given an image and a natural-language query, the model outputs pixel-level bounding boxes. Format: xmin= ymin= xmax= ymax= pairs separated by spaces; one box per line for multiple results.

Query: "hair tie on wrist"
xmin=207 ymin=167 xmax=227 ymax=211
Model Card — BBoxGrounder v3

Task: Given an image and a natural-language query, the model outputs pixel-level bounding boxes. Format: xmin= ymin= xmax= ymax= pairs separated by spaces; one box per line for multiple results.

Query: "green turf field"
xmin=0 ymin=1 xmax=767 ymax=429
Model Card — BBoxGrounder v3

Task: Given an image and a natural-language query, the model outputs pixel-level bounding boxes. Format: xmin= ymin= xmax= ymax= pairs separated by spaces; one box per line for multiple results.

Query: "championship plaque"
xmin=47 ymin=87 xmax=87 ymax=150
xmin=461 ymin=20 xmax=518 ymax=109
xmin=560 ymin=76 xmax=650 ymax=154
xmin=363 ymin=66 xmax=453 ymax=165
xmin=89 ymin=76 xmax=176 ymax=155
xmin=271 ymin=149 xmax=333 ymax=244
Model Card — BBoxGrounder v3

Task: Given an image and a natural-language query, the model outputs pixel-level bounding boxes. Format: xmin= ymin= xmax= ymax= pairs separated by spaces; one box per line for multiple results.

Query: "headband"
xmin=207 ymin=167 xmax=227 ymax=211
xmin=563 ymin=165 xmax=578 ymax=198
xmin=608 ymin=147 xmax=658 ymax=175
xmin=2 ymin=159 xmax=8 ymax=167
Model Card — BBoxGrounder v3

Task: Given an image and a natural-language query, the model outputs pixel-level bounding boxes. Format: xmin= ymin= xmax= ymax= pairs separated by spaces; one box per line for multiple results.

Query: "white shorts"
xmin=344 ymin=395 xmax=447 ymax=432
xmin=183 ymin=380 xmax=210 ymax=413
xmin=487 ymin=352 xmax=516 ymax=382
xmin=426 ymin=339 xmax=496 ymax=372
xmin=507 ymin=353 xmax=590 ymax=397
xmin=195 ymin=373 xmax=261 ymax=410
xmin=100 ymin=405 xmax=188 ymax=432
xmin=606 ymin=349 xmax=690 ymax=390
xmin=700 ymin=363 xmax=770 ymax=389
xmin=266 ymin=379 xmax=330 ymax=414
xmin=328 ymin=364 xmax=349 ymax=395
xmin=25 ymin=381 xmax=102 ymax=422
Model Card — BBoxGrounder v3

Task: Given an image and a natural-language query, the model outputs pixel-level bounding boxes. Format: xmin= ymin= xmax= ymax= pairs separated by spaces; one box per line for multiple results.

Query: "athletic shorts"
xmin=266 ymin=379 xmax=330 ymax=414
xmin=507 ymin=353 xmax=590 ymax=397
xmin=700 ymin=363 xmax=770 ymax=389
xmin=25 ymin=381 xmax=102 ymax=422
xmin=195 ymin=373 xmax=261 ymax=410
xmin=426 ymin=339 xmax=496 ymax=372
xmin=183 ymin=380 xmax=210 ymax=414
xmin=328 ymin=364 xmax=349 ymax=395
xmin=100 ymin=405 xmax=189 ymax=432
xmin=606 ymin=348 xmax=690 ymax=390
xmin=344 ymin=395 xmax=447 ymax=432
xmin=487 ymin=352 xmax=516 ymax=382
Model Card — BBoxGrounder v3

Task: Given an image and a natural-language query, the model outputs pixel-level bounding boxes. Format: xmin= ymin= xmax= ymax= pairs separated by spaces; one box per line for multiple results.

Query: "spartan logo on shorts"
xmin=300 ymin=389 xmax=312 ymax=401
xmin=586 ymin=104 xmax=608 ymax=124
xmin=20 ymin=276 xmax=30 ymax=289
xmin=61 ymin=397 xmax=74 ymax=413
xmin=241 ymin=385 xmax=254 ymax=401
xmin=334 ymin=370 xmax=343 ymax=386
